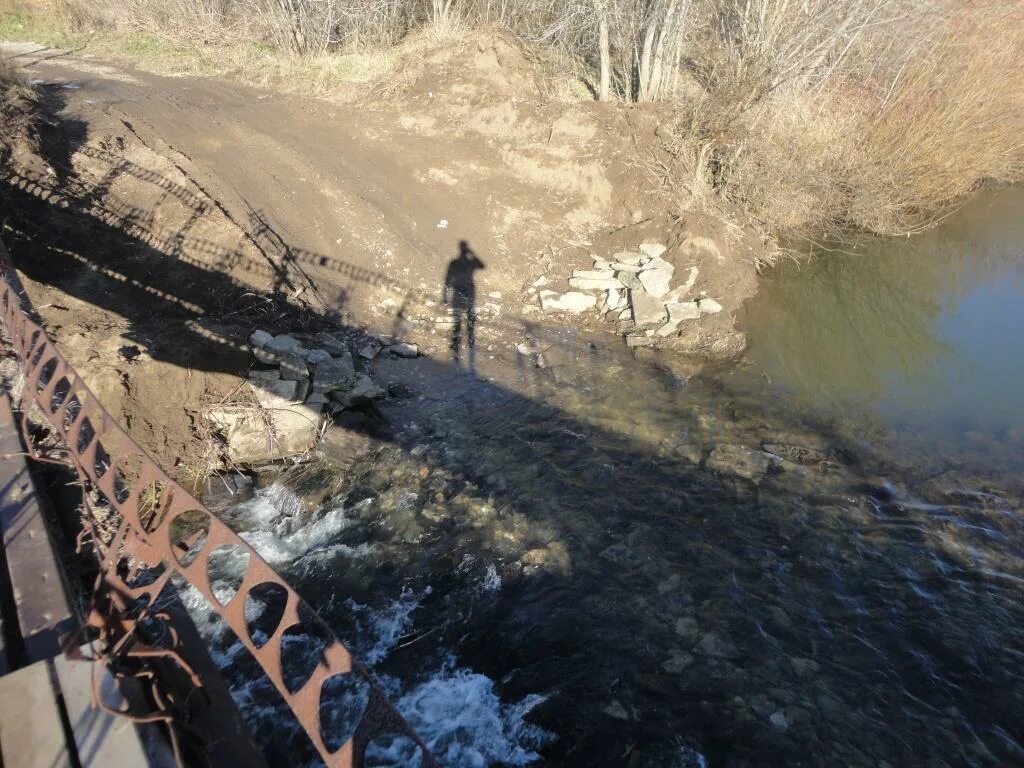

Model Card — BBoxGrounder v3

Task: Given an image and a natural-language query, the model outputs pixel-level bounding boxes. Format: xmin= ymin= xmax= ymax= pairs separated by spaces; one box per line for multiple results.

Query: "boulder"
xmin=639 ymin=243 xmax=668 ymax=259
xmin=655 ymin=319 xmax=682 ymax=338
xmin=312 ymin=356 xmax=356 ymax=392
xmin=666 ymin=301 xmax=700 ymax=321
xmin=631 ymin=290 xmax=668 ymax=326
xmin=358 ymin=341 xmax=382 ymax=360
xmin=207 ymin=398 xmax=321 ymax=464
xmin=265 ymin=334 xmax=304 ymax=356
xmin=249 ymin=329 xmax=273 ymax=349
xmin=305 ymin=348 xmax=333 ymax=365
xmin=605 ymin=288 xmax=626 ymax=312
xmin=249 ymin=378 xmax=297 ymax=403
xmin=539 ymin=291 xmax=597 ymax=314
xmin=616 ymin=271 xmax=643 ymax=291
xmin=329 ymin=374 xmax=386 ymax=408
xmin=698 ymin=297 xmax=724 ymax=315
xmin=609 ymin=262 xmax=643 ymax=273
xmin=279 ymin=353 xmax=310 ymax=382
xmin=314 ymin=332 xmax=350 ymax=357
xmin=638 ymin=257 xmax=675 ymax=297
xmin=389 ymin=342 xmax=419 ymax=358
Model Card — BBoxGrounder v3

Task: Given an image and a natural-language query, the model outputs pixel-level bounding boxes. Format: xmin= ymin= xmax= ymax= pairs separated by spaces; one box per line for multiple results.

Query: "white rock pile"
xmin=207 ymin=329 xmax=418 ymax=465
xmin=538 ymin=242 xmax=722 ymax=348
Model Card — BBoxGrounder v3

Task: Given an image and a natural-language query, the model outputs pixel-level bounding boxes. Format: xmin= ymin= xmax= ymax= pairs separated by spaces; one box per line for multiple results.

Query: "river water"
xmin=189 ymin=187 xmax=1024 ymax=767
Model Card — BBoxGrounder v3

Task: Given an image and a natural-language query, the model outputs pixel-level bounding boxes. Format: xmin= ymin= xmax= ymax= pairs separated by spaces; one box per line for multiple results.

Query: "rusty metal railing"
xmin=0 ymin=260 xmax=435 ymax=767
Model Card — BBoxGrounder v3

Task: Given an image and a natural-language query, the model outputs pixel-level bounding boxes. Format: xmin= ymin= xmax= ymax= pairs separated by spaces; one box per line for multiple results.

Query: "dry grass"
xmin=5 ymin=0 xmax=1022 ymax=238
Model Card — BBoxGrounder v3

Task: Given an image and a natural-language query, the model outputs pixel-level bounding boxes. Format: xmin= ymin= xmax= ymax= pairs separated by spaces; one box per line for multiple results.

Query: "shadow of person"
xmin=443 ymin=241 xmax=485 ymax=368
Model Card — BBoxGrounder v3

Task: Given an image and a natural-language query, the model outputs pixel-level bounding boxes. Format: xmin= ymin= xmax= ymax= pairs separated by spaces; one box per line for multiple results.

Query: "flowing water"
xmin=189 ymin=187 xmax=1024 ymax=767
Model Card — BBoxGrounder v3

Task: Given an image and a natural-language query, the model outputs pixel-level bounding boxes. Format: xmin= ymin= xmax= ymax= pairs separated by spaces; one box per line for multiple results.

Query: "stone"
xmin=569 ymin=276 xmax=623 ymax=291
xmin=516 ymin=341 xmax=547 ymax=355
xmin=655 ymin=319 xmax=682 ymax=338
xmin=638 ymin=261 xmax=674 ymax=297
xmin=626 ymin=334 xmax=654 ymax=349
xmin=674 ymin=617 xmax=700 ymax=639
xmin=358 ymin=341 xmax=382 ymax=360
xmin=305 ymin=393 xmax=329 ymax=408
xmin=389 ymin=342 xmax=419 ymax=358
xmin=305 ymin=348 xmax=333 ymax=365
xmin=312 ymin=356 xmax=356 ymax=393
xmin=639 ymin=242 xmax=668 ymax=259
xmin=666 ymin=301 xmax=701 ymax=321
xmin=247 ymin=367 xmax=280 ymax=382
xmin=662 ymin=652 xmax=695 ymax=674
xmin=314 ymin=332 xmax=350 ymax=357
xmin=769 ymin=711 xmax=789 ymax=732
xmin=572 ymin=269 xmax=617 ymax=279
xmin=279 ymin=353 xmax=310 ymax=382
xmin=265 ymin=334 xmax=304 ymax=356
xmin=612 ymin=251 xmax=644 ymax=265
xmin=602 ymin=701 xmax=630 ymax=721
xmin=294 ymin=378 xmax=310 ymax=402
xmin=532 ymin=275 xmax=550 ymax=287
xmin=616 ymin=271 xmax=643 ymax=290
xmin=789 ymin=657 xmax=820 ymax=677
xmin=249 ymin=329 xmax=273 ymax=349
xmin=695 ymin=631 xmax=740 ymax=658
xmin=609 ymin=262 xmax=643 ymax=273
xmin=698 ymin=297 xmax=724 ymax=315
xmin=706 ymin=444 xmax=779 ymax=481
xmin=207 ymin=399 xmax=321 ymax=464
xmin=249 ymin=378 xmax=297 ymax=403
xmin=519 ymin=542 xmax=571 ymax=577
xmin=329 ymin=374 xmax=385 ymax=408
xmin=631 ymin=290 xmax=668 ymax=326
xmin=539 ymin=291 xmax=597 ymax=314
xmin=605 ymin=288 xmax=626 ymax=312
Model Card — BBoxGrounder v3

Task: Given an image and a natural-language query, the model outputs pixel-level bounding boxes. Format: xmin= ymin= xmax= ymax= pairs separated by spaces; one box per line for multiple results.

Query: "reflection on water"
xmin=747 ymin=186 xmax=1024 ymax=465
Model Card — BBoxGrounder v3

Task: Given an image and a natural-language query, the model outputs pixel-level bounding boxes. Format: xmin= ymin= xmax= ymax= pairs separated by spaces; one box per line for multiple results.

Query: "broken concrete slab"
xmin=631 ymin=290 xmax=668 ymax=326
xmin=207 ymin=399 xmax=321 ymax=464
xmin=539 ymin=291 xmax=597 ymax=313
xmin=639 ymin=243 xmax=668 ymax=259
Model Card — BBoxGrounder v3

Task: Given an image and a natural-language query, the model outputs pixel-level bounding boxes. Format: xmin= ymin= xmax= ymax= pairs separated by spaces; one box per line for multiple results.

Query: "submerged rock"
xmin=706 ymin=444 xmax=780 ymax=481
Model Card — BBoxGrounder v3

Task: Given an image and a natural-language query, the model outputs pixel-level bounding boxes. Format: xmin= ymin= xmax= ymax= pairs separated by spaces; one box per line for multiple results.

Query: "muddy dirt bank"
xmin=0 ymin=38 xmax=763 ymax=475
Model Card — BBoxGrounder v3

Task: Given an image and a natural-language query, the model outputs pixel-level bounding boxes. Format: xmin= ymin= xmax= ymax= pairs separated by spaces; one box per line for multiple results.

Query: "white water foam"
xmin=385 ymin=657 xmax=553 ymax=768
xmin=230 ymin=485 xmax=375 ymax=566
xmin=175 ymin=483 xmax=553 ymax=766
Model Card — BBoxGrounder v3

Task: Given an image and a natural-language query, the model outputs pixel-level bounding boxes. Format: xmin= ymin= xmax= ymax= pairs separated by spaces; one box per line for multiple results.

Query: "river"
xmin=188 ymin=186 xmax=1024 ymax=767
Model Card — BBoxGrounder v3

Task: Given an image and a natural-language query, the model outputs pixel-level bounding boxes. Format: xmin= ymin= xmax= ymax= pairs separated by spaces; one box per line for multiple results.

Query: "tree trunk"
xmin=598 ymin=5 xmax=611 ymax=101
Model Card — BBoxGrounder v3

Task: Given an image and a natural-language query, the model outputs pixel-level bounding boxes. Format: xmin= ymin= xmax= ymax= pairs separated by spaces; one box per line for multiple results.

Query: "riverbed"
xmin=191 ymin=187 xmax=1024 ymax=767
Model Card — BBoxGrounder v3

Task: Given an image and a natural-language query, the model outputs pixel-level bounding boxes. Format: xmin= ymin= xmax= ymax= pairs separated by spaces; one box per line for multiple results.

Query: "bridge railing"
xmin=0 ymin=250 xmax=435 ymax=768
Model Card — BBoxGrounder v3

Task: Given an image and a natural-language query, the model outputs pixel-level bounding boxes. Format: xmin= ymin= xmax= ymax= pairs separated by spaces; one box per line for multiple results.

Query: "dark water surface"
xmin=195 ymin=188 xmax=1024 ymax=768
